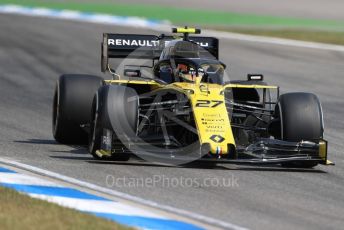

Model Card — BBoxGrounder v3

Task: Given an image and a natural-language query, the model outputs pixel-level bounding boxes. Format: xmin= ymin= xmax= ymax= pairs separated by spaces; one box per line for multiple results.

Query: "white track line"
xmin=0 ymin=172 xmax=63 ymax=187
xmin=0 ymin=4 xmax=344 ymax=52
xmin=29 ymin=194 xmax=165 ymax=219
xmin=202 ymin=29 xmax=344 ymax=52
xmin=0 ymin=158 xmax=248 ymax=230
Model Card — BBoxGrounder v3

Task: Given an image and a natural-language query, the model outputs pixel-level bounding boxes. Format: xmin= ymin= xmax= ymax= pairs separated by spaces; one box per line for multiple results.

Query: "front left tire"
xmin=274 ymin=92 xmax=324 ymax=168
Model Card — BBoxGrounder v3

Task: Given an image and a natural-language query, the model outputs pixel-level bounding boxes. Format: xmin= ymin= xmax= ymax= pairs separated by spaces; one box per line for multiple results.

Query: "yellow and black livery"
xmin=53 ymin=27 xmax=333 ymax=168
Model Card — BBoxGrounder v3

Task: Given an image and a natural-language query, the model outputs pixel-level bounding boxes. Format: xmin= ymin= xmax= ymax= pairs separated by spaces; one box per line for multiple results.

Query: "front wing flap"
xmin=197 ymin=138 xmax=332 ymax=165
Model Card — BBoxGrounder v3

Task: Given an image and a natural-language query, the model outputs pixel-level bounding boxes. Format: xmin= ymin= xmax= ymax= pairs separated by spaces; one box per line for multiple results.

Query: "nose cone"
xmin=188 ymin=84 xmax=235 ymax=155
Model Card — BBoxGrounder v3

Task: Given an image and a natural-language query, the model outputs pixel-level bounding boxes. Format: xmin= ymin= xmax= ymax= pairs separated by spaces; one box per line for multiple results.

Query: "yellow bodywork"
xmin=103 ymin=79 xmax=332 ymax=163
xmin=105 ymin=79 xmax=278 ymax=156
xmin=104 ymin=79 xmax=159 ymax=85
xmin=171 ymin=82 xmax=234 ymax=155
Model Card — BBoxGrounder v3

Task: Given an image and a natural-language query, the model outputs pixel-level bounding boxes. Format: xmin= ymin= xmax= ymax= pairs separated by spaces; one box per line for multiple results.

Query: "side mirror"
xmin=124 ymin=69 xmax=141 ymax=78
xmin=159 ymin=68 xmax=173 ymax=84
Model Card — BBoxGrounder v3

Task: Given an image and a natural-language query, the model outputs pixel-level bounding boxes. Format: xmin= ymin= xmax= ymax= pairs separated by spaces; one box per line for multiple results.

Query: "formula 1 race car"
xmin=52 ymin=27 xmax=333 ymax=168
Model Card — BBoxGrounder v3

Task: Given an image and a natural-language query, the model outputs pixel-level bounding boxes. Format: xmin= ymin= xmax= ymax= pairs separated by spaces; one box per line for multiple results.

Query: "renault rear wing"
xmin=101 ymin=32 xmax=219 ymax=72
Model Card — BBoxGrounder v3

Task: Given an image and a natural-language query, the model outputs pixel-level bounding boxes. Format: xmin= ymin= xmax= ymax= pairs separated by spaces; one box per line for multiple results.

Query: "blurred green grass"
xmin=0 ymin=186 xmax=132 ymax=230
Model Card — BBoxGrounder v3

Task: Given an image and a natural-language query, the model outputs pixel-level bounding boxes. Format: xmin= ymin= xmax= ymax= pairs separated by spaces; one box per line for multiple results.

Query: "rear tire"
xmin=275 ymin=92 xmax=324 ymax=168
xmin=88 ymin=85 xmax=138 ymax=161
xmin=52 ymin=74 xmax=103 ymax=144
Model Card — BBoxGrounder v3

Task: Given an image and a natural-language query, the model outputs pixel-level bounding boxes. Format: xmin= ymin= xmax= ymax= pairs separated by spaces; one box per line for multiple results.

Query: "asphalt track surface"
xmin=0 ymin=14 xmax=344 ymax=230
